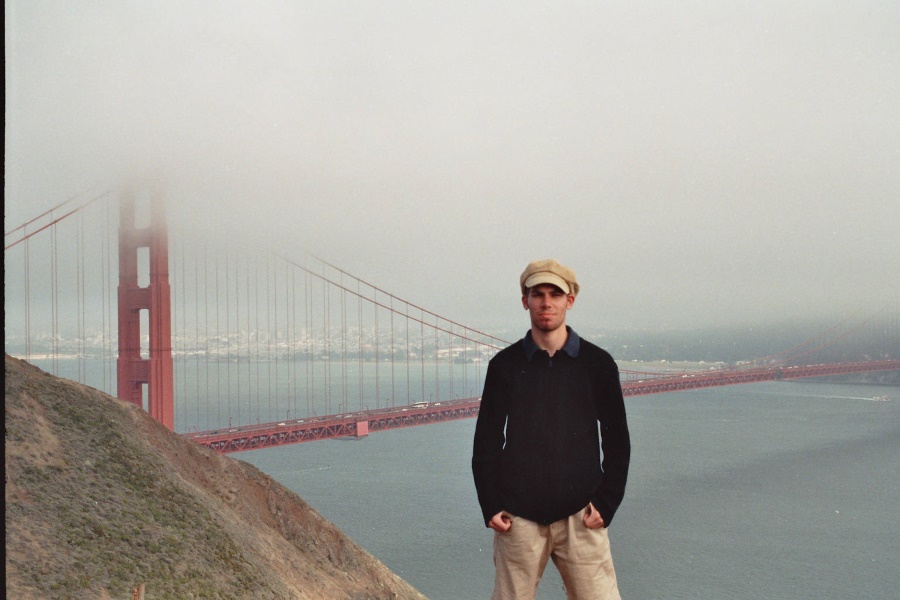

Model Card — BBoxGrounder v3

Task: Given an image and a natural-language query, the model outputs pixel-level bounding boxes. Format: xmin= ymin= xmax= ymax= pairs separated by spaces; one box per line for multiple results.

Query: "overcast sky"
xmin=5 ymin=1 xmax=899 ymax=334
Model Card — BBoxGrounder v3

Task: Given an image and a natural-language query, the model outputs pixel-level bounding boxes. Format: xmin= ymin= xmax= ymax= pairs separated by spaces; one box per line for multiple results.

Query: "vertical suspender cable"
xmin=297 ymin=266 xmax=302 ymax=417
xmin=255 ymin=255 xmax=261 ymax=425
xmin=112 ymin=201 xmax=118 ymax=393
xmin=390 ymin=296 xmax=395 ymax=408
xmin=103 ymin=201 xmax=110 ymax=393
xmin=215 ymin=250 xmax=221 ymax=428
xmin=323 ymin=267 xmax=330 ymax=414
xmin=306 ymin=268 xmax=312 ymax=416
xmin=225 ymin=249 xmax=231 ymax=426
xmin=235 ymin=252 xmax=241 ymax=427
xmin=246 ymin=253 xmax=253 ymax=425
xmin=111 ymin=205 xmax=118 ymax=387
xmin=204 ymin=242 xmax=210 ymax=430
xmin=267 ymin=254 xmax=273 ymax=421
xmin=463 ymin=328 xmax=468 ymax=398
xmin=109 ymin=201 xmax=116 ymax=394
xmin=195 ymin=244 xmax=201 ymax=431
xmin=421 ymin=309 xmax=425 ymax=403
xmin=179 ymin=237 xmax=186 ymax=430
xmin=77 ymin=211 xmax=84 ymax=382
xmin=341 ymin=273 xmax=347 ymax=413
xmin=99 ymin=207 xmax=107 ymax=389
xmin=374 ymin=289 xmax=380 ymax=409
xmin=406 ymin=302 xmax=410 ymax=404
xmin=244 ymin=254 xmax=250 ymax=424
xmin=449 ymin=323 xmax=454 ymax=399
xmin=81 ymin=213 xmax=87 ymax=382
xmin=475 ymin=331 xmax=482 ymax=392
xmin=434 ymin=320 xmax=439 ymax=402
xmin=169 ymin=228 xmax=177 ymax=419
xmin=24 ymin=237 xmax=30 ymax=360
xmin=291 ymin=269 xmax=301 ymax=415
xmin=273 ymin=257 xmax=278 ymax=421
xmin=358 ymin=279 xmax=364 ymax=411
xmin=289 ymin=263 xmax=296 ymax=420
xmin=52 ymin=224 xmax=59 ymax=373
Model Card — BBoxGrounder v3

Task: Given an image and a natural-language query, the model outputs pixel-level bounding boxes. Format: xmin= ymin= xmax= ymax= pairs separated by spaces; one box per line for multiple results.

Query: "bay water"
xmin=22 ymin=358 xmax=898 ymax=597
xmin=240 ymin=380 xmax=899 ymax=599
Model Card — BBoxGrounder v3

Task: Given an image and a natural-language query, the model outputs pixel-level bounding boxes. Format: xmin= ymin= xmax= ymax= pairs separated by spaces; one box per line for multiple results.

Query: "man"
xmin=472 ymin=258 xmax=631 ymax=600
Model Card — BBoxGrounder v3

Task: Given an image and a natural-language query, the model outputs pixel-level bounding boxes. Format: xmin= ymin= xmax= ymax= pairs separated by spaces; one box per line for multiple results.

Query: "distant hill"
xmin=4 ymin=355 xmax=427 ymax=599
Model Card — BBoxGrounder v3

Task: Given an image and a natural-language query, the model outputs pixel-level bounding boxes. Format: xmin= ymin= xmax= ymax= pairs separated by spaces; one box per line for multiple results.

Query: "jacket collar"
xmin=523 ymin=326 xmax=581 ymax=360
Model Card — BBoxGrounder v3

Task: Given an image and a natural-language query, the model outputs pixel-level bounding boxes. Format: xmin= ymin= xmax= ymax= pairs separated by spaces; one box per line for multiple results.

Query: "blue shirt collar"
xmin=522 ymin=326 xmax=581 ymax=360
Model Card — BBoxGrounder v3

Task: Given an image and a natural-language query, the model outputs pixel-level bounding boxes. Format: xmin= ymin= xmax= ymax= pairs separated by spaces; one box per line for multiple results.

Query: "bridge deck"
xmin=187 ymin=360 xmax=899 ymax=453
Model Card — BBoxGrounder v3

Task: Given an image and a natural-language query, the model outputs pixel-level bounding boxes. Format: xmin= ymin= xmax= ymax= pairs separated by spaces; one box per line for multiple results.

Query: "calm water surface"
xmin=241 ymin=380 xmax=899 ymax=599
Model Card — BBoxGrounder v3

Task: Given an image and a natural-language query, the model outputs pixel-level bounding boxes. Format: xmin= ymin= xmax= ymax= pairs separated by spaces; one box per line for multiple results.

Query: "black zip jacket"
xmin=472 ymin=328 xmax=630 ymax=527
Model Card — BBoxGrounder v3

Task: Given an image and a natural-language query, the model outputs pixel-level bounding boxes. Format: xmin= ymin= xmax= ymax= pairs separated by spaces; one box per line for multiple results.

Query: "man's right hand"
xmin=488 ymin=512 xmax=512 ymax=532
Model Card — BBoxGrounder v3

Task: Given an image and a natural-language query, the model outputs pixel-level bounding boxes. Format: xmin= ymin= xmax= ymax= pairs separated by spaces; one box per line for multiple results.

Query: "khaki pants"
xmin=491 ymin=508 xmax=621 ymax=600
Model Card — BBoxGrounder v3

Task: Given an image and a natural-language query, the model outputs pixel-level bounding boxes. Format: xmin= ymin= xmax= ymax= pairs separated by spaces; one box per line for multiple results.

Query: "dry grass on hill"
xmin=4 ymin=355 xmax=427 ymax=599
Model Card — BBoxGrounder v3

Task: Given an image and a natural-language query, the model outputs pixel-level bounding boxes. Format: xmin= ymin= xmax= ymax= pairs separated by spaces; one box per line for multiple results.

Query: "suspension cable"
xmin=280 ymin=253 xmax=508 ymax=350
xmin=5 ymin=189 xmax=113 ymax=250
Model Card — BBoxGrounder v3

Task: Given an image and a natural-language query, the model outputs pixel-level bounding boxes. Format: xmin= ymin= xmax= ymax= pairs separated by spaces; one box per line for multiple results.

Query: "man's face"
xmin=522 ymin=284 xmax=575 ymax=333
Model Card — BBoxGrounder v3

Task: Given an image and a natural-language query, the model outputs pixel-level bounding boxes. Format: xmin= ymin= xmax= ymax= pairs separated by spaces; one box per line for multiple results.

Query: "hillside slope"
xmin=4 ymin=355 xmax=427 ymax=599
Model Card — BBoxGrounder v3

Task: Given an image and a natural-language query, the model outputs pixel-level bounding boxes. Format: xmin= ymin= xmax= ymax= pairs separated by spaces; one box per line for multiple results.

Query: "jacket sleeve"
xmin=472 ymin=357 xmax=509 ymax=526
xmin=591 ymin=354 xmax=631 ymax=527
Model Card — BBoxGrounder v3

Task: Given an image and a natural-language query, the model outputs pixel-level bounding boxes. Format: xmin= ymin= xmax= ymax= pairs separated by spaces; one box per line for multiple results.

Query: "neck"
xmin=531 ymin=325 xmax=568 ymax=357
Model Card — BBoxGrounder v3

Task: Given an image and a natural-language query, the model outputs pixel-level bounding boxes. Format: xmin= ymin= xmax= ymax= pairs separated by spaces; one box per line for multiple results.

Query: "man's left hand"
xmin=583 ymin=502 xmax=605 ymax=529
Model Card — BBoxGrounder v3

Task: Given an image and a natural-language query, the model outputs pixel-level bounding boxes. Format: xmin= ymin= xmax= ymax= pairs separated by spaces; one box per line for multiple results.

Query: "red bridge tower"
xmin=116 ymin=187 xmax=174 ymax=429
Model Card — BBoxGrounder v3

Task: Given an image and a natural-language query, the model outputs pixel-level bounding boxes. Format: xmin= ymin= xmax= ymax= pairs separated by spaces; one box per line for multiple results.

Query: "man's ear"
xmin=566 ymin=294 xmax=575 ymax=310
xmin=521 ymin=295 xmax=529 ymax=310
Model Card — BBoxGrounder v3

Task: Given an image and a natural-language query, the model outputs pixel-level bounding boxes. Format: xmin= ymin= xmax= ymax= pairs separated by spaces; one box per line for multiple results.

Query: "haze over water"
xmin=6 ymin=1 xmax=899 ymax=335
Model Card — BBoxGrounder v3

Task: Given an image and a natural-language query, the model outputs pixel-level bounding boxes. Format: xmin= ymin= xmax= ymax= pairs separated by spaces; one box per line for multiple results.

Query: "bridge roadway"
xmin=188 ymin=359 xmax=899 ymax=454
xmin=186 ymin=396 xmax=482 ymax=454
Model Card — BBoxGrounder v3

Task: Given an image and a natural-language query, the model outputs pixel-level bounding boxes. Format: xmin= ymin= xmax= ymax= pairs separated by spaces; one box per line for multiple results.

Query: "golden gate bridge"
xmin=5 ymin=187 xmax=899 ymax=454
